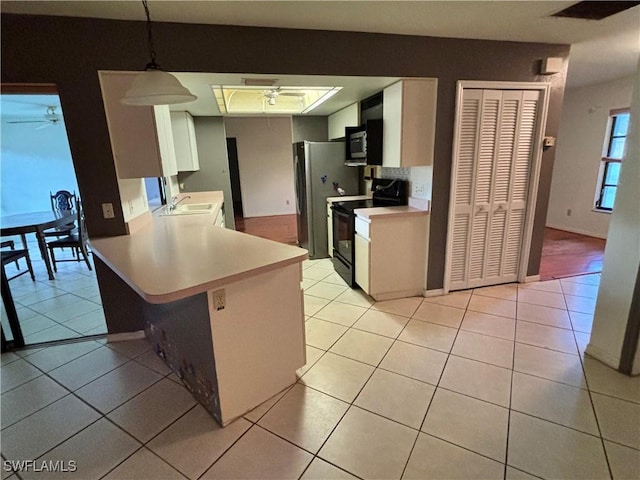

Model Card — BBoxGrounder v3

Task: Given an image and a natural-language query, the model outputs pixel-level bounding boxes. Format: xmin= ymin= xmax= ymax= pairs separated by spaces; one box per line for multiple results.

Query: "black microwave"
xmin=345 ymin=119 xmax=382 ymax=166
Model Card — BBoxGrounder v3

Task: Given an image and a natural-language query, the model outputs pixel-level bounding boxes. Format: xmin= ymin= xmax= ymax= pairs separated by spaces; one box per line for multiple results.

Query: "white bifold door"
xmin=447 ymin=88 xmax=542 ymax=291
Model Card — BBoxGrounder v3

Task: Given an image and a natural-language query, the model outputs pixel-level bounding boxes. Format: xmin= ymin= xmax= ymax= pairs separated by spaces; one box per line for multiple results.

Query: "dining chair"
xmin=0 ymin=240 xmax=19 ymax=269
xmin=1 ymin=245 xmax=35 ymax=282
xmin=47 ymin=199 xmax=92 ymax=272
xmin=43 ymin=190 xmax=78 ymax=240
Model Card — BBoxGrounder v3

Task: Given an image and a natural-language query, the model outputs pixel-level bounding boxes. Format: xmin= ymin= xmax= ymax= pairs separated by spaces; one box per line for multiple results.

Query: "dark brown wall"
xmin=1 ymin=14 xmax=570 ymax=289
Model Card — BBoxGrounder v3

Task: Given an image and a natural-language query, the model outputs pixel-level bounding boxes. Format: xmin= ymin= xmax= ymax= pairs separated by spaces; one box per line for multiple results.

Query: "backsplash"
xmin=380 ymin=167 xmax=411 ymax=180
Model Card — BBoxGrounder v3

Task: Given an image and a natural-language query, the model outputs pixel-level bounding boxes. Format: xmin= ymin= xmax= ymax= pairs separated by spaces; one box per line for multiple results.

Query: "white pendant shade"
xmin=121 ymin=69 xmax=196 ymax=106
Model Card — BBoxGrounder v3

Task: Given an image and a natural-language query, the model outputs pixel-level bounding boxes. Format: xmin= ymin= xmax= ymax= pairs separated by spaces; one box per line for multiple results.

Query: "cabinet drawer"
xmin=355 ymin=217 xmax=370 ymax=240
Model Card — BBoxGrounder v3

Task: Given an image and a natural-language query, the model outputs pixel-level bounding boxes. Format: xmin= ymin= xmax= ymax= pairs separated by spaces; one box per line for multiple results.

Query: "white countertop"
xmin=355 ymin=205 xmax=429 ymax=220
xmin=326 ymin=195 xmax=371 ymax=203
xmin=91 ymin=192 xmax=308 ymax=304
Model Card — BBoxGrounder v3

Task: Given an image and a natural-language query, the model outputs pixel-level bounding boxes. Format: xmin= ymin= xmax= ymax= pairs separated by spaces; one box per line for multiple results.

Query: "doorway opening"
xmin=226 ymin=138 xmax=244 ymax=219
xmin=1 ymin=88 xmax=107 ymax=349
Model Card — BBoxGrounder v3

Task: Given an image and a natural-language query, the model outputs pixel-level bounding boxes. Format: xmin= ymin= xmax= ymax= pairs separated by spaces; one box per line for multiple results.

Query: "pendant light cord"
xmin=142 ymin=0 xmax=160 ymax=70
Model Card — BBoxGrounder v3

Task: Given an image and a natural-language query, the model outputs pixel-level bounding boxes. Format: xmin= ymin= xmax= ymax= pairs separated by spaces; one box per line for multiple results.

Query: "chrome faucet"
xmin=167 ymin=195 xmax=190 ymax=212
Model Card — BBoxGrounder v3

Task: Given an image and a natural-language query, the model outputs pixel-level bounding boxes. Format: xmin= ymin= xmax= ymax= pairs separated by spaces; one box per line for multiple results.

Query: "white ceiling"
xmin=2 ymin=0 xmax=639 ymax=88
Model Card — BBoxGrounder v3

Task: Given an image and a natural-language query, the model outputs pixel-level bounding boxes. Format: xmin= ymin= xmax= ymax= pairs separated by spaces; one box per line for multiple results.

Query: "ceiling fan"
xmin=6 ymin=106 xmax=62 ymax=128
xmin=263 ymin=88 xmax=306 ymax=105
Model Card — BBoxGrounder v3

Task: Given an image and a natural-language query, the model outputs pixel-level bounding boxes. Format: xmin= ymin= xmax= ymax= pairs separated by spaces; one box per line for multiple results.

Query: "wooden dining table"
xmin=1 ymin=210 xmax=76 ymax=280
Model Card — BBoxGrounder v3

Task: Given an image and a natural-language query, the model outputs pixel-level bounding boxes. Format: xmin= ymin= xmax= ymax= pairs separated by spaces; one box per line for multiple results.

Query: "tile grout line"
xmin=503 ymin=288 xmax=519 ymax=480
xmin=565 ymin=286 xmax=616 ymax=480
xmin=398 ymin=291 xmax=471 ymax=479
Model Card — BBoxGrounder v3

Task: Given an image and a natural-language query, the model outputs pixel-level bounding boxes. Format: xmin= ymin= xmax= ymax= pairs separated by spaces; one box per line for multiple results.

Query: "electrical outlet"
xmin=102 ymin=203 xmax=115 ymax=219
xmin=213 ymin=289 xmax=226 ymax=311
xmin=567 ymin=208 xmax=572 ymax=216
xmin=128 ymin=200 xmax=134 ymax=214
xmin=413 ymin=184 xmax=425 ymax=196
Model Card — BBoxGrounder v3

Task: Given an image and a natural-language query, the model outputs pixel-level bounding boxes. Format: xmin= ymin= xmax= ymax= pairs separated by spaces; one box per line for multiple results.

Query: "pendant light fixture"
xmin=122 ymin=0 xmax=196 ymax=106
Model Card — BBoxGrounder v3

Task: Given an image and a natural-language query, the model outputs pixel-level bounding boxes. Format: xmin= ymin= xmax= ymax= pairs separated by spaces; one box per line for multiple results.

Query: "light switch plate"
xmin=102 ymin=203 xmax=115 ymax=219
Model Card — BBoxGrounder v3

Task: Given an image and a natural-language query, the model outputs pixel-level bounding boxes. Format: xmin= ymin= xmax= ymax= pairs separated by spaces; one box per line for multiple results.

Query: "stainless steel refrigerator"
xmin=294 ymin=141 xmax=359 ymax=259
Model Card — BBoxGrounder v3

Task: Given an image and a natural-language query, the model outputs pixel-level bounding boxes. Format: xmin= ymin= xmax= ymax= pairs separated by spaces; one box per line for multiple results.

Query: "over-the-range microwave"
xmin=345 ymin=119 xmax=383 ymax=166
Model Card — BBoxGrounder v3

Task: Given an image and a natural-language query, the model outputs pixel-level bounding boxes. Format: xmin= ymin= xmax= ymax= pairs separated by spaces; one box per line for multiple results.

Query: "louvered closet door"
xmin=449 ymin=89 xmax=540 ymax=290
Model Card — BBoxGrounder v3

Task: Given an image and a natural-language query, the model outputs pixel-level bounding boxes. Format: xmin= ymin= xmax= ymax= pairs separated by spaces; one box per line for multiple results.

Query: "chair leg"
xmin=24 ymin=250 xmax=35 ymax=281
xmin=49 ymin=247 xmax=58 ymax=273
xmin=80 ymin=244 xmax=92 ymax=271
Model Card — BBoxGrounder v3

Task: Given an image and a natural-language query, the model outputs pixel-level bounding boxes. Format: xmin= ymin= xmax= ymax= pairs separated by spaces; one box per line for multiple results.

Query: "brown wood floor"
xmin=235 ymin=214 xmax=298 ymax=245
xmin=539 ymin=227 xmax=606 ymax=281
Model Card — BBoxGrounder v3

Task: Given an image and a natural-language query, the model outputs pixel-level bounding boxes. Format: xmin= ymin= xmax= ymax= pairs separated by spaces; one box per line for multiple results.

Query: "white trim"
xmin=517 ymin=85 xmax=550 ymax=283
xmin=545 ymin=223 xmax=608 ymax=240
xmin=107 ymin=330 xmax=146 ymax=343
xmin=424 ymin=288 xmax=445 ymax=297
xmin=585 ymin=344 xmax=620 ymax=370
xmin=444 ymin=81 xmax=551 ymax=294
xmin=524 ymin=275 xmax=541 ymax=283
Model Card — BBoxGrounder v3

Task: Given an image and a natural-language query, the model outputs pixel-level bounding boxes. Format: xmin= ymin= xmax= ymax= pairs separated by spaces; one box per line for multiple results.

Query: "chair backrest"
xmin=76 ymin=199 xmax=88 ymax=243
xmin=50 ymin=190 xmax=77 ymax=213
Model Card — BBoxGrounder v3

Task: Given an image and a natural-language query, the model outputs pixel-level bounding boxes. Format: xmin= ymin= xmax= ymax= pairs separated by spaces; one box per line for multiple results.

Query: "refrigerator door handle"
xmin=294 ymin=154 xmax=301 ymax=215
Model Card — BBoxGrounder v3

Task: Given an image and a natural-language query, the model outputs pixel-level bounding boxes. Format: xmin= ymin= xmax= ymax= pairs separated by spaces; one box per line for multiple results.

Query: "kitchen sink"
xmin=159 ymin=202 xmax=217 ymax=216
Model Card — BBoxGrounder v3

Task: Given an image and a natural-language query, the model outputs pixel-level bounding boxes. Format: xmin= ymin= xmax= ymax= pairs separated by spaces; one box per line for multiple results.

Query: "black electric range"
xmin=331 ymin=178 xmax=408 ymax=287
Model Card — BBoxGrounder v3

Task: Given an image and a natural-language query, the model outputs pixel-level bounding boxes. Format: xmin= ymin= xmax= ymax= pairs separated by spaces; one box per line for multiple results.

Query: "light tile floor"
xmin=1 ymin=258 xmax=639 ymax=479
xmin=1 ymin=236 xmax=106 ymax=345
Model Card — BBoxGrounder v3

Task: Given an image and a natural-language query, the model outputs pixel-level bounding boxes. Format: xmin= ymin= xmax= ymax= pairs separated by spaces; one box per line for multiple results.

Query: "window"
xmin=595 ymin=110 xmax=630 ymax=211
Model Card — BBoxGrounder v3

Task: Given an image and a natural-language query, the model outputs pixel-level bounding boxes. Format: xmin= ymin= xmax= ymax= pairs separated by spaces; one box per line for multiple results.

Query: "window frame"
xmin=594 ymin=108 xmax=630 ymax=212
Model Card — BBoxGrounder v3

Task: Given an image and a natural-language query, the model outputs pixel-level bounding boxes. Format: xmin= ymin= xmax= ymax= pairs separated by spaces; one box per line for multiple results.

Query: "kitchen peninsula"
xmin=90 ymin=193 xmax=307 ymax=426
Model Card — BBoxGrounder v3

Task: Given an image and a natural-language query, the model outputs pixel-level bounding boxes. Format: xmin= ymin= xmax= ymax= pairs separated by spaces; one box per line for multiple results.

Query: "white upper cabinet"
xmin=98 ymin=71 xmax=177 ymax=179
xmin=328 ymin=103 xmax=359 ymax=140
xmin=171 ymin=111 xmax=200 ymax=171
xmin=382 ymin=79 xmax=438 ymax=168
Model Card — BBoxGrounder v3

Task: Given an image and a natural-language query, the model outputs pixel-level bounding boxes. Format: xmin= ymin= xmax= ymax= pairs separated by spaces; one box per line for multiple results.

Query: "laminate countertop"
xmin=355 ymin=205 xmax=429 ymax=220
xmin=90 ymin=193 xmax=308 ymax=304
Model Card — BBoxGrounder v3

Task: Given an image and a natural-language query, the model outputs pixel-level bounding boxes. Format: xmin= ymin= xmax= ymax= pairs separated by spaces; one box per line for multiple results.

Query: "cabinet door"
xmin=382 ymin=79 xmax=437 ymax=168
xmin=154 ymin=106 xmax=178 ymax=177
xmin=354 ymin=233 xmax=370 ymax=294
xmin=327 ymin=204 xmax=334 ymax=257
xmin=382 ymin=81 xmax=403 ymax=168
xmin=98 ymin=71 xmax=163 ymax=178
xmin=171 ymin=111 xmax=200 ymax=171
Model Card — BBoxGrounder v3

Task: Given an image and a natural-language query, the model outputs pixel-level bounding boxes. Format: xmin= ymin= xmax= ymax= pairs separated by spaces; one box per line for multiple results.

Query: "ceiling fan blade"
xmin=6 ymin=120 xmax=48 ymax=124
xmin=280 ymin=92 xmax=306 ymax=97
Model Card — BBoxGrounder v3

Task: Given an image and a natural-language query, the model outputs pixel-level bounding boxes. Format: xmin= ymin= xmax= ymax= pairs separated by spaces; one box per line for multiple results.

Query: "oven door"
xmin=331 ymin=205 xmax=356 ymax=286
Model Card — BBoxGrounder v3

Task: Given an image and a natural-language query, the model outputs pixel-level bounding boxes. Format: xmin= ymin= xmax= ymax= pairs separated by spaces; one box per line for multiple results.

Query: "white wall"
xmin=587 ymin=65 xmax=640 ymax=372
xmin=0 ymin=120 xmax=78 ymax=216
xmin=546 ymin=75 xmax=634 ymax=238
xmin=224 ymin=117 xmax=296 ymax=217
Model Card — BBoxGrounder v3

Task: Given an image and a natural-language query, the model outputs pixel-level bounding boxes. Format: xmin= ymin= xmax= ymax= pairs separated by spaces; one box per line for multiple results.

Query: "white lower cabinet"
xmin=355 ymin=213 xmax=429 ymax=300
xmin=354 ymin=233 xmax=370 ymax=293
xmin=214 ymin=208 xmax=225 ymax=228
xmin=327 ymin=203 xmax=333 ymax=257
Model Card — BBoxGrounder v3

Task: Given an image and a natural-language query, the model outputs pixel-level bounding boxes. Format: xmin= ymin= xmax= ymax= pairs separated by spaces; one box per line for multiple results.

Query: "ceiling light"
xmin=212 ymin=85 xmax=342 ymax=115
xmin=121 ymin=0 xmax=196 ymax=106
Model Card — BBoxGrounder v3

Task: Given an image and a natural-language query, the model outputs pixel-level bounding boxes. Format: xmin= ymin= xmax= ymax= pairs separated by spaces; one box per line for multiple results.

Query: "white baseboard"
xmin=373 ymin=289 xmax=424 ymax=301
xmin=107 ymin=330 xmax=146 ymax=343
xmin=585 ymin=343 xmax=620 ymax=370
xmin=545 ymin=224 xmax=607 ymax=240
xmin=524 ymin=275 xmax=541 ymax=283
xmin=424 ymin=288 xmax=445 ymax=297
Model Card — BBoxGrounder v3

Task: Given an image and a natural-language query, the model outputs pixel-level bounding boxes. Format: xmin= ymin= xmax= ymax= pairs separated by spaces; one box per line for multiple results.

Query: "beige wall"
xmin=224 ymin=117 xmax=296 ymax=218
xmin=547 ymin=75 xmax=635 ymax=238
xmin=587 ymin=65 xmax=640 ymax=372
